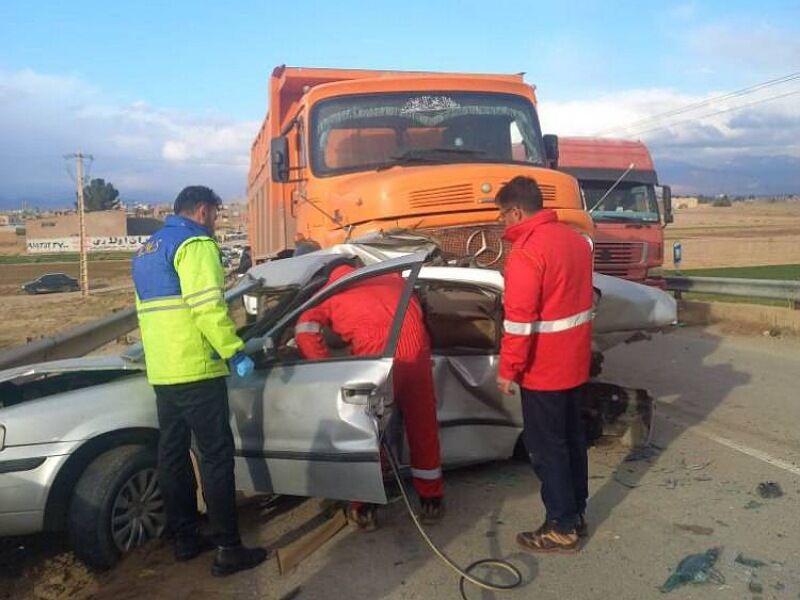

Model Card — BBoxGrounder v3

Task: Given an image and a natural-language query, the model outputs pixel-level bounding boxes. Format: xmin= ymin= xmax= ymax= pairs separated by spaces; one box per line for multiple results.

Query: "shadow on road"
xmin=585 ymin=325 xmax=751 ymax=540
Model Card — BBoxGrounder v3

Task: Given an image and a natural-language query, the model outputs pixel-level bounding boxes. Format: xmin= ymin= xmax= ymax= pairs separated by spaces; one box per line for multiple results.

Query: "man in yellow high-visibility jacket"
xmin=132 ymin=186 xmax=267 ymax=577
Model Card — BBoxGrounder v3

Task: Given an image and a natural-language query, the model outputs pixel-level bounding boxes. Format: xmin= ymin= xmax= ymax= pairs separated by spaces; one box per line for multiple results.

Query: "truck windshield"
xmin=582 ymin=181 xmax=660 ymax=223
xmin=310 ymin=92 xmax=545 ymax=176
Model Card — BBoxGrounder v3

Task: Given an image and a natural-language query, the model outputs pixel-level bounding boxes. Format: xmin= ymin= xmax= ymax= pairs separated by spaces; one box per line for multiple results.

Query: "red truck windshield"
xmin=310 ymin=92 xmax=545 ymax=176
xmin=583 ymin=181 xmax=660 ymax=223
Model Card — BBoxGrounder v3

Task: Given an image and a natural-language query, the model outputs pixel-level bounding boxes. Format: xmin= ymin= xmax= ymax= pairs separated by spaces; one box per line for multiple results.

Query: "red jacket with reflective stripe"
xmin=296 ymin=265 xmax=431 ymax=361
xmin=499 ymin=209 xmax=593 ymax=391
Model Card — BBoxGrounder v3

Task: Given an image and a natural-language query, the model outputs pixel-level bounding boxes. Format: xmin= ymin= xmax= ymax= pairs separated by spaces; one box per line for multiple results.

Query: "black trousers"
xmin=520 ymin=385 xmax=589 ymax=533
xmin=153 ymin=377 xmax=240 ymax=547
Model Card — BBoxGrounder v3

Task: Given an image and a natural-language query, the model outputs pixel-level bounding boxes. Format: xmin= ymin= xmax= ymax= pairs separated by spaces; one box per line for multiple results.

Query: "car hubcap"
xmin=111 ymin=468 xmax=166 ymax=552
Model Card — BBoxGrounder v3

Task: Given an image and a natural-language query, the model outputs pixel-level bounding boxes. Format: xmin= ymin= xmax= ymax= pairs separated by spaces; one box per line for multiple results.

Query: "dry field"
xmin=665 ymin=201 xmax=800 ymax=270
xmin=0 ymin=260 xmax=134 ymax=349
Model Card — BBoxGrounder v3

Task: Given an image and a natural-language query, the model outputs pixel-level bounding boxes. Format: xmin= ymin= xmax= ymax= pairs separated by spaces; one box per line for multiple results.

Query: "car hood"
xmin=0 ymin=355 xmax=144 ymax=385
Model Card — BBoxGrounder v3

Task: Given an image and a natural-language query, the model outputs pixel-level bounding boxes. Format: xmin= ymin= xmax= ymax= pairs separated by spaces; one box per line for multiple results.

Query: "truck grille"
xmin=593 ymin=241 xmax=645 ymax=267
xmin=420 ymin=224 xmax=509 ymax=268
xmin=538 ymin=184 xmax=558 ymax=203
xmin=408 ymin=184 xmax=474 ymax=208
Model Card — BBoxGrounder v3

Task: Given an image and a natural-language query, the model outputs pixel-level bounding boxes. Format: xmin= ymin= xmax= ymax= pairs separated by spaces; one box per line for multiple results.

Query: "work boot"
xmin=419 ymin=497 xmax=445 ymax=525
xmin=174 ymin=533 xmax=215 ymax=562
xmin=516 ymin=521 xmax=579 ymax=554
xmin=347 ymin=502 xmax=378 ymax=532
xmin=211 ymin=544 xmax=269 ymax=577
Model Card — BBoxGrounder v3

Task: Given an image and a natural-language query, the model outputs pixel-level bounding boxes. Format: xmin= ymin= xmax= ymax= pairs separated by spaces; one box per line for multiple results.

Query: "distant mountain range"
xmin=1 ymin=154 xmax=798 ymax=210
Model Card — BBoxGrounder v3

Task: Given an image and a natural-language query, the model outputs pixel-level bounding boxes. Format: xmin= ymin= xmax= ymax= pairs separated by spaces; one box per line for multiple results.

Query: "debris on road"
xmin=673 ymin=523 xmax=715 ymax=536
xmin=659 ymin=547 xmax=724 ymax=593
xmin=681 ymin=458 xmax=713 ymax=471
xmin=744 ymin=500 xmax=764 ymax=510
xmin=756 ymin=481 xmax=783 ymax=499
xmin=735 ymin=553 xmax=767 ymax=569
xmin=748 ymin=579 xmax=764 ymax=594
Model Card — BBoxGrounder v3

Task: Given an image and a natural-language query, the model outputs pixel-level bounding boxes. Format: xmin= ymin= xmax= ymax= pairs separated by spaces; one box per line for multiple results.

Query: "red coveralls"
xmin=295 ymin=264 xmax=444 ymax=499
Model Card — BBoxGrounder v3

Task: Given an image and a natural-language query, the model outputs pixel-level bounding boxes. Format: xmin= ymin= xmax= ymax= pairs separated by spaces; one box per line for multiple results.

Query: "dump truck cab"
xmin=249 ymin=67 xmax=591 ymax=265
xmin=558 ymin=137 xmax=673 ymax=286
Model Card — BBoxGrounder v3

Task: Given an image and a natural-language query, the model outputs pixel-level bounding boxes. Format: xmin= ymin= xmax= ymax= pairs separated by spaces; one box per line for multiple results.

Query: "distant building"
xmin=25 ymin=209 xmax=150 ymax=254
xmin=674 ymin=196 xmax=699 ymax=209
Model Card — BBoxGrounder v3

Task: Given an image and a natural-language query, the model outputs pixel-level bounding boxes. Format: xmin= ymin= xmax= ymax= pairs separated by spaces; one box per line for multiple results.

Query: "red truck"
xmin=558 ymin=137 xmax=673 ymax=286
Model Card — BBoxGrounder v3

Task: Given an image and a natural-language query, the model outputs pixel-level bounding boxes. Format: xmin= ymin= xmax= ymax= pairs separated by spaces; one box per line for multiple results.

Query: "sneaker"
xmin=419 ymin=497 xmax=445 ymax=525
xmin=516 ymin=522 xmax=579 ymax=554
xmin=211 ymin=545 xmax=269 ymax=577
xmin=174 ymin=533 xmax=215 ymax=562
xmin=346 ymin=502 xmax=378 ymax=532
xmin=577 ymin=514 xmax=588 ymax=538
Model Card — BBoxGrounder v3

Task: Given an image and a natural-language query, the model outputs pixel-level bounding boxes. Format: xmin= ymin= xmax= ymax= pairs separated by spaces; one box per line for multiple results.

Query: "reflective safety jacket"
xmin=131 ymin=215 xmax=244 ymax=385
xmin=499 ymin=209 xmax=594 ymax=391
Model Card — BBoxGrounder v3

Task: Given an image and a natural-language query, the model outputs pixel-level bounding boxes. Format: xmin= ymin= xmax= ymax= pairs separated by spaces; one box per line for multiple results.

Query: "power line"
xmin=623 ymin=87 xmax=800 ymax=138
xmin=596 ymin=70 xmax=800 ymax=136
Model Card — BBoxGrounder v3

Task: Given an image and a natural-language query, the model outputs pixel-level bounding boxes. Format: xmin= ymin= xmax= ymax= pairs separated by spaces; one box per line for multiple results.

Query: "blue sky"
xmin=1 ymin=0 xmax=799 ymax=206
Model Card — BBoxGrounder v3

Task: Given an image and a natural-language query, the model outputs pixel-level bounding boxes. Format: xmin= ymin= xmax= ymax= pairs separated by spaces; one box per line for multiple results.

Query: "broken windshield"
xmin=582 ymin=181 xmax=660 ymax=223
xmin=310 ymin=92 xmax=545 ymax=176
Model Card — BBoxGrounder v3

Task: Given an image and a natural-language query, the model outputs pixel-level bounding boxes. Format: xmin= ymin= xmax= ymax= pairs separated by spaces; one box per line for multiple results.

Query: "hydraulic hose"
xmin=380 ymin=439 xmax=523 ymax=599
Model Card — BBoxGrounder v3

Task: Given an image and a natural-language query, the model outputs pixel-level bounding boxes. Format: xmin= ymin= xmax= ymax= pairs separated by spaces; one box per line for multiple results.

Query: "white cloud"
xmin=540 ymin=86 xmax=800 ymax=193
xmin=0 ymin=69 xmax=257 ymax=205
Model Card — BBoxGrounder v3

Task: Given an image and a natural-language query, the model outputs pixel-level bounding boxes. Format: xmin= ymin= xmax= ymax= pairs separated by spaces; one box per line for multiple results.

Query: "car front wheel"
xmin=68 ymin=444 xmax=166 ymax=569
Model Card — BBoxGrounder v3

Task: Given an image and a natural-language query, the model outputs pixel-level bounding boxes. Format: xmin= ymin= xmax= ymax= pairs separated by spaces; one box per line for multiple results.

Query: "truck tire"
xmin=68 ymin=444 xmax=166 ymax=569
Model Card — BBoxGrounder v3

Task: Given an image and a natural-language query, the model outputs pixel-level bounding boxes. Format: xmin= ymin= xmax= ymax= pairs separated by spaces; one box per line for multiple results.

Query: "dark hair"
xmin=173 ymin=186 xmax=222 ymax=215
xmin=495 ymin=176 xmax=543 ymax=213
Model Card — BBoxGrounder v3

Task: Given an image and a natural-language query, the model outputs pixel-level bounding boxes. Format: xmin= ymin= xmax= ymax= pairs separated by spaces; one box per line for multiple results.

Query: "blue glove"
xmin=230 ymin=351 xmax=254 ymax=378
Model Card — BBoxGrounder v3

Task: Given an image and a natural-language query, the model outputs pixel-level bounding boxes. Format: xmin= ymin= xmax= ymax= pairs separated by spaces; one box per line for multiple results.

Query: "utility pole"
xmin=65 ymin=152 xmax=93 ymax=296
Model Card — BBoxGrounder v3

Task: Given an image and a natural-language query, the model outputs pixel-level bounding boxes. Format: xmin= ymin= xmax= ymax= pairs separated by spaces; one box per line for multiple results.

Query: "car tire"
xmin=68 ymin=444 xmax=166 ymax=569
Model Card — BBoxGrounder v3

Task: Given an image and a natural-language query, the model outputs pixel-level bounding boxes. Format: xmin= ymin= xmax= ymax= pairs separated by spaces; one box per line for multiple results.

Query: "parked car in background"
xmin=22 ymin=273 xmax=80 ymax=295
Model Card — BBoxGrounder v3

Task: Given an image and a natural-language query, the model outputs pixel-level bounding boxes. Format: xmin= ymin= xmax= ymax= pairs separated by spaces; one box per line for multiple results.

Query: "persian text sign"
xmin=27 ymin=236 xmax=149 ymax=254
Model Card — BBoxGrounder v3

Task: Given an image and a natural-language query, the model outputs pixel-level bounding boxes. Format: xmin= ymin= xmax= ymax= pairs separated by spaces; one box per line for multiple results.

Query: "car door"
xmin=227 ymin=252 xmax=426 ymax=504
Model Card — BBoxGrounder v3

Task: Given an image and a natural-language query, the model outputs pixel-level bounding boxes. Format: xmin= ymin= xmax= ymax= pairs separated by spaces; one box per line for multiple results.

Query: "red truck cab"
xmin=558 ymin=137 xmax=672 ymax=286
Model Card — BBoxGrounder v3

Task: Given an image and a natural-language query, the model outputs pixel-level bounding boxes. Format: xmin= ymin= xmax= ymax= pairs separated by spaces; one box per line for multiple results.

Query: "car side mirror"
xmin=661 ymin=185 xmax=673 ymax=224
xmin=271 ymin=136 xmax=290 ymax=183
xmin=543 ymin=134 xmax=559 ymax=168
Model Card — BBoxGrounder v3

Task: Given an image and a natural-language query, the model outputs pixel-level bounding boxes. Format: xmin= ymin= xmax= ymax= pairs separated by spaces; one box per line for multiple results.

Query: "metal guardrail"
xmin=665 ymin=276 xmax=800 ymax=304
xmin=0 ymin=276 xmax=261 ymax=371
xmin=0 ymin=307 xmax=138 ymax=371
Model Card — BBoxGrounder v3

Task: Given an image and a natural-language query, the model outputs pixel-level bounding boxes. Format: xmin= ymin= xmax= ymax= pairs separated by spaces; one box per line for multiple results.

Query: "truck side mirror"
xmin=271 ymin=137 xmax=290 ymax=183
xmin=661 ymin=185 xmax=673 ymax=224
xmin=543 ymin=134 xmax=559 ymax=168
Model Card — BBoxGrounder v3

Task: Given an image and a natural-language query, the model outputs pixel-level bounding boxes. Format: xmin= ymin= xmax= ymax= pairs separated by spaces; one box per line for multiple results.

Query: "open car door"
xmin=227 ymin=252 xmax=427 ymax=504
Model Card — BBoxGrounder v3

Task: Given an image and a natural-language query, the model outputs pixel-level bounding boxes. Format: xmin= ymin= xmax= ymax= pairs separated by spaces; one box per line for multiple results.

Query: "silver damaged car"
xmin=0 ymin=244 xmax=676 ymax=567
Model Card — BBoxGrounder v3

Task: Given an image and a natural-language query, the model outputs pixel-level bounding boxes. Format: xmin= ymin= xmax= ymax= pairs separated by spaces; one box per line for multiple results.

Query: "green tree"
xmin=81 ymin=178 xmax=120 ymax=211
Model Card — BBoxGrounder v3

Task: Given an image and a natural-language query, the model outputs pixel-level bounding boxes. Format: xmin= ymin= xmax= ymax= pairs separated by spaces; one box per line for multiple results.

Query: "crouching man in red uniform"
xmin=495 ymin=176 xmax=594 ymax=554
xmin=295 ymin=264 xmax=445 ymax=529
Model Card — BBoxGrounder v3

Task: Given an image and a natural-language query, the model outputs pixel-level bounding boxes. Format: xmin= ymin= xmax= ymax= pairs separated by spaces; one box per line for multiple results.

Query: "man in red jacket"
xmin=495 ymin=176 xmax=594 ymax=554
xmin=295 ymin=264 xmax=445 ymax=529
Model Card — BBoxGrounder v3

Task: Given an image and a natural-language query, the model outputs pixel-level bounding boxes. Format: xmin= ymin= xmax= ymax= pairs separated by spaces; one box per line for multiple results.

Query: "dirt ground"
xmin=665 ymin=202 xmax=800 ymax=270
xmin=0 ymin=261 xmax=133 ymax=348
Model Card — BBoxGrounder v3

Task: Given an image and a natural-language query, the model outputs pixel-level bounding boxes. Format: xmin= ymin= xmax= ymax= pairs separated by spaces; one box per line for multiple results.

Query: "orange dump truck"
xmin=248 ymin=66 xmax=592 ymax=265
xmin=557 ymin=137 xmax=673 ymax=285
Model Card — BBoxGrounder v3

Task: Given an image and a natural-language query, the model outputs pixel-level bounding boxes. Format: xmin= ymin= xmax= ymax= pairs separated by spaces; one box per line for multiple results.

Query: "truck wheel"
xmin=68 ymin=444 xmax=166 ymax=569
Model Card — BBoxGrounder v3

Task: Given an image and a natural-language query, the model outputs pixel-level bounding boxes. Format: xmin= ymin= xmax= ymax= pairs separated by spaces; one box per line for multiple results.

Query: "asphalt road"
xmin=7 ymin=326 xmax=799 ymax=600
xmin=66 ymin=325 xmax=797 ymax=600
